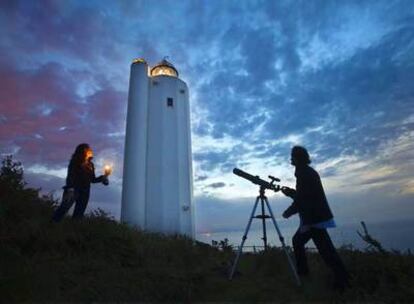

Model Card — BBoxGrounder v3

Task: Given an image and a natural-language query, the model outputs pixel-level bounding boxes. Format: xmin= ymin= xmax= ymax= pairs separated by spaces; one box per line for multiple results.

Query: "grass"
xmin=0 ymin=157 xmax=413 ymax=302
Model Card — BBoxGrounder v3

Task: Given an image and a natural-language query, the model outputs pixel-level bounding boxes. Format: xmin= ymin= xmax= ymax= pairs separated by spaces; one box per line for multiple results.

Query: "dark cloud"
xmin=205 ymin=182 xmax=226 ymax=189
xmin=194 ymin=174 xmax=208 ymax=182
xmin=193 ymin=144 xmax=253 ymax=174
xmin=194 ymin=151 xmax=231 ymax=172
xmin=25 ymin=172 xmax=65 ymax=194
xmin=0 ymin=1 xmax=125 ymax=63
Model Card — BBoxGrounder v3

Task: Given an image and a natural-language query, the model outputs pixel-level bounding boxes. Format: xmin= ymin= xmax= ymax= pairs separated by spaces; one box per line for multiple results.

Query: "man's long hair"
xmin=292 ymin=146 xmax=311 ymax=165
xmin=70 ymin=143 xmax=90 ymax=167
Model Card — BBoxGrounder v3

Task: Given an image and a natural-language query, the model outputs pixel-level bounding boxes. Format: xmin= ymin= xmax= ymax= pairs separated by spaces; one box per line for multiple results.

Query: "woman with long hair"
xmin=52 ymin=143 xmax=110 ymax=222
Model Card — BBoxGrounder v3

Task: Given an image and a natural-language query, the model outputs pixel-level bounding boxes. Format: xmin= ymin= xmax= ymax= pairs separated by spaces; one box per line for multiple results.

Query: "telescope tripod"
xmin=228 ymin=186 xmax=301 ymax=286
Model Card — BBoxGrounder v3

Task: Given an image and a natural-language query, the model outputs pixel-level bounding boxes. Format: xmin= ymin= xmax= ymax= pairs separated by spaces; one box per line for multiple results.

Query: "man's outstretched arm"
xmin=281 ymin=186 xmax=298 ymax=218
xmin=283 ymin=201 xmax=298 ymax=218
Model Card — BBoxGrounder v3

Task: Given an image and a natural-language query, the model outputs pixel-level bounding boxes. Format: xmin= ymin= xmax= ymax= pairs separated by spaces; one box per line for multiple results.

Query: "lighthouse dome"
xmin=150 ymin=58 xmax=179 ymax=78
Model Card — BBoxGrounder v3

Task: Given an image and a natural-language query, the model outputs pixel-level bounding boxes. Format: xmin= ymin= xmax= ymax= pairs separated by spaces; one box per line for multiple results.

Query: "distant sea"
xmin=196 ymin=219 xmax=414 ymax=253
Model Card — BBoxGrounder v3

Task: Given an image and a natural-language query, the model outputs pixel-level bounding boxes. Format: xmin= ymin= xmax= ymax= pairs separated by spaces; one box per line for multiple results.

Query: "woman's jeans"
xmin=52 ymin=187 xmax=90 ymax=222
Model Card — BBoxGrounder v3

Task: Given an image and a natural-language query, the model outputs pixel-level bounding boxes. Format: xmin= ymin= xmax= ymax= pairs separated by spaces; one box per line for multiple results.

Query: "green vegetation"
xmin=0 ymin=156 xmax=413 ymax=302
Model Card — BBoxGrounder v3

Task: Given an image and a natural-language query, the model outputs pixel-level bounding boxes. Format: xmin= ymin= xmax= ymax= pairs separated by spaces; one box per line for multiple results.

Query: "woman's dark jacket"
xmin=284 ymin=165 xmax=333 ymax=225
xmin=64 ymin=159 xmax=105 ymax=190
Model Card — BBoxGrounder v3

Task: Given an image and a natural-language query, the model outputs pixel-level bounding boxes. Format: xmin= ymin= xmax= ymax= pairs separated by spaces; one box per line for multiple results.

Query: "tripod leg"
xmin=260 ymin=197 xmax=268 ymax=249
xmin=264 ymin=197 xmax=302 ymax=286
xmin=229 ymin=197 xmax=260 ymax=280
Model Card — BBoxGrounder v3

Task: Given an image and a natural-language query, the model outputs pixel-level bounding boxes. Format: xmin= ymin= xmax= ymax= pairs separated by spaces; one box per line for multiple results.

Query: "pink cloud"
xmin=0 ymin=59 xmax=126 ymax=168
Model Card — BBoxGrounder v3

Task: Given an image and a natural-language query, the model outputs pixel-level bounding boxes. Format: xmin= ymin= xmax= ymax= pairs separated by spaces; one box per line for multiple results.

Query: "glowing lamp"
xmin=150 ymin=58 xmax=178 ymax=77
xmin=104 ymin=164 xmax=113 ymax=176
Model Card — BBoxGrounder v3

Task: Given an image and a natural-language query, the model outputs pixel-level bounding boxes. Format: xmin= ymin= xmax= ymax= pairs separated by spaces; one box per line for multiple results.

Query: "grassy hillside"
xmin=0 ymin=157 xmax=413 ymax=302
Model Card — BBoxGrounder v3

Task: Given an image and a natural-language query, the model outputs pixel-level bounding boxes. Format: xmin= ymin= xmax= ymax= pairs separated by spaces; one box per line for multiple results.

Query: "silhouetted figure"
xmin=52 ymin=143 xmax=109 ymax=222
xmin=281 ymin=146 xmax=350 ymax=291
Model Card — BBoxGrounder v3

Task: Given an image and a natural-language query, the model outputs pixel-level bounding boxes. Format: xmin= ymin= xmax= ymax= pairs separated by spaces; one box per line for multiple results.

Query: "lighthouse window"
xmin=167 ymin=97 xmax=174 ymax=107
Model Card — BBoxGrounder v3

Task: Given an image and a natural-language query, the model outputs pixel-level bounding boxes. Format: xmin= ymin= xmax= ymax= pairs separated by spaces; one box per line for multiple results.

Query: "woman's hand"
xmin=282 ymin=209 xmax=290 ymax=219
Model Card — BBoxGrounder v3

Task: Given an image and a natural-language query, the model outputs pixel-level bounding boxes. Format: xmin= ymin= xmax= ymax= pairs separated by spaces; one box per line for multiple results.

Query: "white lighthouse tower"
xmin=121 ymin=58 xmax=194 ymax=238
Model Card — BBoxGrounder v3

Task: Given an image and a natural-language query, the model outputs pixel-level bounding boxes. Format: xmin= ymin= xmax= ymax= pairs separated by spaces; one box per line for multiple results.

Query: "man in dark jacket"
xmin=281 ymin=146 xmax=349 ymax=290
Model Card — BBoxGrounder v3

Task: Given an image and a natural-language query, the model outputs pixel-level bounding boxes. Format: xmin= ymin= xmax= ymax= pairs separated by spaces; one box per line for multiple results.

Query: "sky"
xmin=0 ymin=0 xmax=413 ymax=246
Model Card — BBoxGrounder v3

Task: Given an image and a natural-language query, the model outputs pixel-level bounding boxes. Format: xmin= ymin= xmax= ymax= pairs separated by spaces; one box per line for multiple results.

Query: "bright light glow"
xmin=104 ymin=164 xmax=113 ymax=176
xmin=150 ymin=66 xmax=178 ymax=77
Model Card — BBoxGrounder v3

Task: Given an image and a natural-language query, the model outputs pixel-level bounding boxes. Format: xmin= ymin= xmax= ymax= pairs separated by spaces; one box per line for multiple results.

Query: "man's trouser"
xmin=292 ymin=227 xmax=349 ymax=286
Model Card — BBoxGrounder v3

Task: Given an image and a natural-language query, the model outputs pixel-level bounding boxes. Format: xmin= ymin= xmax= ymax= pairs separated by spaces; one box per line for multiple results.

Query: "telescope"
xmin=229 ymin=168 xmax=301 ymax=285
xmin=233 ymin=168 xmax=280 ymax=192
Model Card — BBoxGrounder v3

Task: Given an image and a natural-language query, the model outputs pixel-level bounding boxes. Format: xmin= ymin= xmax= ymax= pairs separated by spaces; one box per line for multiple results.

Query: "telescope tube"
xmin=233 ymin=168 xmax=277 ymax=191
